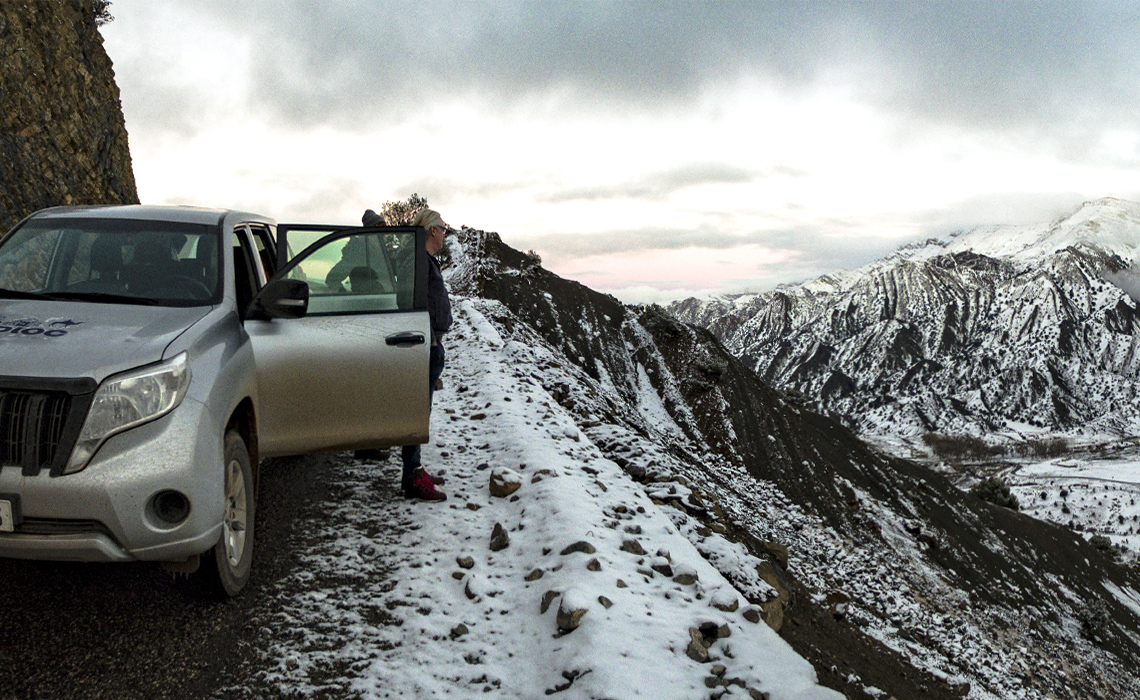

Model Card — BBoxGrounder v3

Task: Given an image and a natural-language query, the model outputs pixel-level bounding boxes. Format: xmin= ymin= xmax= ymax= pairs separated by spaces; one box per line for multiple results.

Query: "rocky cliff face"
xmin=672 ymin=198 xmax=1140 ymax=450
xmin=0 ymin=0 xmax=137 ymax=232
xmin=446 ymin=226 xmax=1140 ymax=700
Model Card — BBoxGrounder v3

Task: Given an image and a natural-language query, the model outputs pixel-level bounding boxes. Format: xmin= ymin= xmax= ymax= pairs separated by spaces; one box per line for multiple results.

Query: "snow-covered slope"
xmin=671 ymin=198 xmax=1140 ymax=449
xmin=222 ymin=226 xmax=1140 ymax=700
xmin=228 ymin=298 xmax=839 ymax=699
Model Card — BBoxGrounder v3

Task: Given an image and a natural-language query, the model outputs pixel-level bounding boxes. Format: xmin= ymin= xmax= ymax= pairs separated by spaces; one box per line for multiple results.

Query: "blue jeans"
xmin=402 ymin=343 xmax=445 ymax=484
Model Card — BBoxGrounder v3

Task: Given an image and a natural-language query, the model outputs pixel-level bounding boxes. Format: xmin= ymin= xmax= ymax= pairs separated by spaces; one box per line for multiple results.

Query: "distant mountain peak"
xmin=946 ymin=197 xmax=1140 ymax=264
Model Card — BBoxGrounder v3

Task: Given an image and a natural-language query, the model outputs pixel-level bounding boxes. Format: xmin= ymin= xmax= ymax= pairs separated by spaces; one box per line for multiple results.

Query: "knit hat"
xmin=362 ymin=209 xmax=384 ymax=227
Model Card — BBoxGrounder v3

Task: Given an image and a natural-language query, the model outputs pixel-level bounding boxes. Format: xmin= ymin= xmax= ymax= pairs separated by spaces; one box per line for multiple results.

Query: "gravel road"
xmin=0 ymin=452 xmax=346 ymax=700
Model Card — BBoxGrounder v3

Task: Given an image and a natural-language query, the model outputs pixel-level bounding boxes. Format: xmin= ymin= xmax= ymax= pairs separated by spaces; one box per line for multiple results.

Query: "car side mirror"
xmin=247 ymin=278 xmax=309 ymax=320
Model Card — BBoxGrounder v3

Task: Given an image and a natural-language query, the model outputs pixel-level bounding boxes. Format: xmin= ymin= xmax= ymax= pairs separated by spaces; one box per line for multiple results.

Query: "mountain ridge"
xmin=442 ymin=225 xmax=1140 ymax=699
xmin=670 ymin=198 xmax=1140 ymax=450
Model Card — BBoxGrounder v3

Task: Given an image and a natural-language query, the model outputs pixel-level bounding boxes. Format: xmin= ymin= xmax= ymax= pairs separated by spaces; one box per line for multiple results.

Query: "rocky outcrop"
xmin=446 ymin=229 xmax=634 ymax=409
xmin=0 ymin=0 xmax=137 ymax=232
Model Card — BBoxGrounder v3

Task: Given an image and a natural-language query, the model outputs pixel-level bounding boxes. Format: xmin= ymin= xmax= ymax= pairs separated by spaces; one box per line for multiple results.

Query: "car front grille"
xmin=0 ymin=392 xmax=70 ymax=472
xmin=0 ymin=378 xmax=95 ymax=477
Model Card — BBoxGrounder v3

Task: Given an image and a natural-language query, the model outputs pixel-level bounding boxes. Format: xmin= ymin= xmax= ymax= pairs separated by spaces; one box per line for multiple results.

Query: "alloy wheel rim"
xmin=223 ymin=457 xmax=247 ymax=568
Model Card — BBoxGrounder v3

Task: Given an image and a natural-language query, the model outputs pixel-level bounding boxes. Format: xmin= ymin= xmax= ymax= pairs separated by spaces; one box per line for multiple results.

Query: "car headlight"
xmin=65 ymin=352 xmax=192 ymax=474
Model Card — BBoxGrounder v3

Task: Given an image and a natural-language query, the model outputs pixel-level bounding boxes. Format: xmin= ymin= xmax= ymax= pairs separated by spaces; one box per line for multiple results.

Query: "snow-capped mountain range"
xmin=670 ymin=198 xmax=1140 ymax=450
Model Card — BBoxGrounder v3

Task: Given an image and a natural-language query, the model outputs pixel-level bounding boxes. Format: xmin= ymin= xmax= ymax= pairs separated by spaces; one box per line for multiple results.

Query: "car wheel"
xmin=202 ymin=429 xmax=255 ymax=598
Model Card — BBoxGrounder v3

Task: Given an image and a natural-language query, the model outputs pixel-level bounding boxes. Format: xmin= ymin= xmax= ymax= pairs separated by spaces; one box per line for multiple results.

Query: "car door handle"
xmin=385 ymin=332 xmax=426 ymax=347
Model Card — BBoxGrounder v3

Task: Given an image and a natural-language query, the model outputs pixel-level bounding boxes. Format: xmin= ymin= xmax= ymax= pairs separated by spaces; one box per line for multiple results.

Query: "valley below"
xmin=932 ymin=444 xmax=1140 ymax=564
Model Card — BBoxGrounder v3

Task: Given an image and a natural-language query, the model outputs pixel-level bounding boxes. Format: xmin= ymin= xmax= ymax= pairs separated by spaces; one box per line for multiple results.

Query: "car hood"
xmin=0 ymin=300 xmax=212 ymax=385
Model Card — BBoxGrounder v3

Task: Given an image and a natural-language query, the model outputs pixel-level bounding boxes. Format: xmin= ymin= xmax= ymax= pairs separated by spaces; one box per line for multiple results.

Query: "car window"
xmin=232 ymin=229 xmax=261 ymax=317
xmin=0 ymin=218 xmax=221 ymax=306
xmin=285 ymin=231 xmax=415 ymax=314
xmin=247 ymin=224 xmax=276 ymax=279
xmin=0 ymin=226 xmax=62 ymax=291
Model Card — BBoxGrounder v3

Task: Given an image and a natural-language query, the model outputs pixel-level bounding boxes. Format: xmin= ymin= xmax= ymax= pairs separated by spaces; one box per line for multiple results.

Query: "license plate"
xmin=0 ymin=499 xmax=13 ymax=533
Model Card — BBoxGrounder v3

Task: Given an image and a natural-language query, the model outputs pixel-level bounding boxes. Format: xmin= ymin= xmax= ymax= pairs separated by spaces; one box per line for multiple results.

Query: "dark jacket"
xmin=427 ymin=254 xmax=452 ymax=344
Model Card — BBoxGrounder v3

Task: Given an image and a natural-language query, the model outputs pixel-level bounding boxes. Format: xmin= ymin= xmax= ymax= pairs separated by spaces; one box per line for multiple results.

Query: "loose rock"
xmin=560 ymin=540 xmax=596 ymax=556
xmin=672 ymin=562 xmax=699 ymax=585
xmin=755 ymin=561 xmax=790 ymax=632
xmin=650 ymin=557 xmax=674 ymax=577
xmin=620 ymin=539 xmax=646 ymax=555
xmin=531 ymin=469 xmax=557 ymax=483
xmin=710 ymin=588 xmax=740 ymax=613
xmin=686 ymin=627 xmax=710 ymax=662
xmin=557 ymin=589 xmax=590 ymax=631
xmin=489 ymin=468 xmax=523 ymax=498
xmin=489 ymin=523 xmax=510 ymax=552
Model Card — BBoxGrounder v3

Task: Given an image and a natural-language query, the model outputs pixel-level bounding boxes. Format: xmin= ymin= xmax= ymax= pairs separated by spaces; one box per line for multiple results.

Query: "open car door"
xmin=245 ymin=225 xmax=430 ymax=457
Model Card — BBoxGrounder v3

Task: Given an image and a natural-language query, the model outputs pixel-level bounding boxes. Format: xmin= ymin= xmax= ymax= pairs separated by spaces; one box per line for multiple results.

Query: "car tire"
xmin=202 ymin=429 xmax=255 ymax=598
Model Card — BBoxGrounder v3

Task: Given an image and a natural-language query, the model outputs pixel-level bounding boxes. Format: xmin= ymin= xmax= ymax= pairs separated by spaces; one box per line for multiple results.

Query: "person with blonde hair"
xmin=399 ymin=207 xmax=452 ymax=501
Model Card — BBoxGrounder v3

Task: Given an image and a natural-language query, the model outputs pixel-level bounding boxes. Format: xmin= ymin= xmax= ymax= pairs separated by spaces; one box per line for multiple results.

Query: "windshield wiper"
xmin=45 ymin=291 xmax=159 ymax=306
xmin=0 ymin=287 xmax=53 ymax=300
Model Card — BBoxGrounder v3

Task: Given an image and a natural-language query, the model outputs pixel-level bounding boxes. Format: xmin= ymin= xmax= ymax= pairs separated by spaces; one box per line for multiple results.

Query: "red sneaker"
xmin=405 ymin=472 xmax=447 ymax=501
xmin=423 ymin=468 xmax=445 ymax=486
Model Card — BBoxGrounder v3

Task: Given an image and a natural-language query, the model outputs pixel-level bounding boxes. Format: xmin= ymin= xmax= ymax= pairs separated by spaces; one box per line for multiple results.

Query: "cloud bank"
xmin=154 ymin=1 xmax=1135 ymax=145
xmin=102 ymin=1 xmax=1140 ymax=300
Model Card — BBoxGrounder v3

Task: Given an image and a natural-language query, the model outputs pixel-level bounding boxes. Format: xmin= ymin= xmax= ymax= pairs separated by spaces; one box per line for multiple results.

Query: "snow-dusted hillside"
xmin=215 ymin=227 xmax=1140 ymax=700
xmin=671 ymin=198 xmax=1140 ymax=450
xmin=185 ymin=222 xmax=1140 ymax=700
xmin=224 ymin=298 xmax=840 ymax=700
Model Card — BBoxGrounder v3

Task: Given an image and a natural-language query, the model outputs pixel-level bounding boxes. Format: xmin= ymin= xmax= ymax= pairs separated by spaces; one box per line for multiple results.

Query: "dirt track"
xmin=0 ymin=453 xmax=344 ymax=700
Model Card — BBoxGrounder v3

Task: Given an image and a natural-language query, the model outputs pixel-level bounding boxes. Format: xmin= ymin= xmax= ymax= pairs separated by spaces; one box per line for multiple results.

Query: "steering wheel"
xmin=160 ymin=275 xmax=213 ymax=298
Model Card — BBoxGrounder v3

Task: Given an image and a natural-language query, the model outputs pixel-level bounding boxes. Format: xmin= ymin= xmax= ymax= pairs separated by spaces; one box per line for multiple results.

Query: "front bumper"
xmin=0 ymin=398 xmax=225 ymax=562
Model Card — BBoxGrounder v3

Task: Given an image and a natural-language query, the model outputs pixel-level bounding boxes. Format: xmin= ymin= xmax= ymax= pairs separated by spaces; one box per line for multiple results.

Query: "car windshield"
xmin=0 ymin=217 xmax=221 ymax=306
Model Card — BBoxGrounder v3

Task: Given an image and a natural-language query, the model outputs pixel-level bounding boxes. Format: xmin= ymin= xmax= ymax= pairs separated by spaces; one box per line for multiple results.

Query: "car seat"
xmin=88 ymin=235 xmax=123 ymax=286
xmin=348 ymin=266 xmax=382 ymax=294
xmin=124 ymin=238 xmax=178 ymax=293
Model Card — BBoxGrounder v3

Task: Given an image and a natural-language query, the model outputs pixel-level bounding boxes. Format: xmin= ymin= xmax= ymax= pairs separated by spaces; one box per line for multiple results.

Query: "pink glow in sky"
xmin=554 ymin=245 xmax=799 ymax=298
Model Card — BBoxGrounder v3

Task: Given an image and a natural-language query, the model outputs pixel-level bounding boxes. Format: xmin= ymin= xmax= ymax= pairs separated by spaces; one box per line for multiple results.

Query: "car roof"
xmin=27 ymin=204 xmax=273 ymax=227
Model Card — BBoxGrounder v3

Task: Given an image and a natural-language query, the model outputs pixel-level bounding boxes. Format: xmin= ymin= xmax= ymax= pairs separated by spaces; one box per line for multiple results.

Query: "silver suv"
xmin=0 ymin=205 xmax=431 ymax=596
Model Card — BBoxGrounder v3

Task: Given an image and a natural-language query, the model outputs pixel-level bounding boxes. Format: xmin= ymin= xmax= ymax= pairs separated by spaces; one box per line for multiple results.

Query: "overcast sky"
xmin=100 ymin=1 xmax=1140 ymax=302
